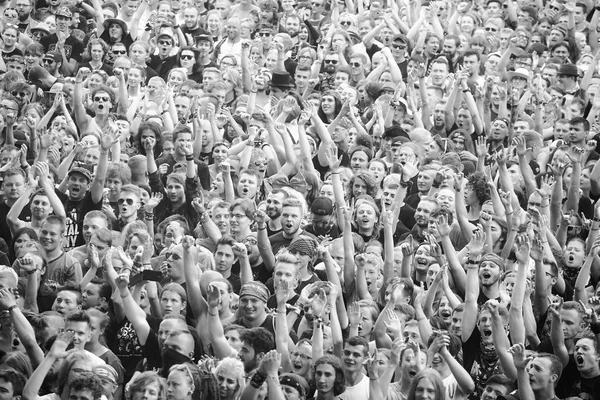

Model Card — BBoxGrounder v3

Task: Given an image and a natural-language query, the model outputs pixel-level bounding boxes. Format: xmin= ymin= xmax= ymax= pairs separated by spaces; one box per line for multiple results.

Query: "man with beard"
xmin=267 ymin=198 xmax=317 ymax=255
xmin=264 ymin=189 xmax=287 ymax=235
xmin=238 ymin=327 xmax=275 ymax=373
xmin=400 ymin=197 xmax=438 ymax=243
xmin=15 ymin=0 xmax=32 ymax=33
xmin=304 ymin=196 xmax=339 ymax=240
xmin=284 ymin=14 xmax=301 ymax=58
xmin=488 ymin=118 xmax=509 ymax=151
xmin=7 ymin=164 xmax=66 ymax=237
xmin=428 ymin=99 xmax=448 ymax=136
xmin=180 ymin=6 xmax=207 ymax=45
xmin=316 ymin=52 xmax=340 ymax=92
xmin=41 ymin=51 xmax=62 ymax=77
xmin=40 ymin=7 xmax=84 ymax=76
xmin=174 ymin=94 xmax=191 ymax=124
xmin=149 ymin=32 xmax=178 ymax=80
xmin=441 ymin=34 xmax=460 ymax=73
xmin=0 ymin=168 xmax=30 ymax=248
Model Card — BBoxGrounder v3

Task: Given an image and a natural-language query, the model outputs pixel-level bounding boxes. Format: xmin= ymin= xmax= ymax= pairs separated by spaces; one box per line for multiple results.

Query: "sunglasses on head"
xmin=118 ymin=198 xmax=135 ymax=205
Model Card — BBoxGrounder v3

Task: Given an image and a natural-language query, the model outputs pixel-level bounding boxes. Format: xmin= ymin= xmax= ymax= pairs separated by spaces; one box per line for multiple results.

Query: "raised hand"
xmin=258 ymin=350 xmax=281 ymax=376
xmin=207 ymin=283 xmax=222 ymax=309
xmin=232 ymin=242 xmax=248 ymax=259
xmin=469 ymin=228 xmax=487 ymax=258
xmin=348 ymin=301 xmax=360 ymax=326
xmin=145 ymin=192 xmax=163 ymax=211
xmin=383 ymin=308 xmax=402 ymax=339
xmin=508 ymin=343 xmax=529 ymax=370
xmin=275 ymin=280 xmax=290 ymax=305
xmin=311 ymin=288 xmax=328 ymax=318
xmin=115 ymin=273 xmax=130 ymax=291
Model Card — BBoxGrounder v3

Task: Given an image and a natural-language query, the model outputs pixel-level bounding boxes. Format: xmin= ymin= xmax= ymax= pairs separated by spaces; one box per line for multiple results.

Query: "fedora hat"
xmin=270 ymin=70 xmax=294 ymax=89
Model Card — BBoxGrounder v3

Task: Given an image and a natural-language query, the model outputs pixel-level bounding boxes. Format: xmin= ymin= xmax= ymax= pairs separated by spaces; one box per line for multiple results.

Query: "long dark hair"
xmin=136 ymin=121 xmax=164 ymax=158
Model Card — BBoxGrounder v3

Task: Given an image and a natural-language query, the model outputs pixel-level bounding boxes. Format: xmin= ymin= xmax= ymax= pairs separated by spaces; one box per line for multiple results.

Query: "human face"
xmin=82 ymin=216 xmax=107 ymax=244
xmin=119 ymin=191 xmax=140 ymax=219
xmin=565 ymin=240 xmax=586 ymax=268
xmin=527 ymin=357 xmax=557 ymax=391
xmin=368 ymin=162 xmax=385 ymax=184
xmin=479 ymin=260 xmax=500 ymax=289
xmin=65 ymin=320 xmax=91 ymax=349
xmin=40 ymin=221 xmax=63 ymax=252
xmin=82 ymin=282 xmax=101 ymax=309
xmin=217 ymin=369 xmax=238 ymax=399
xmin=230 ymin=206 xmax=251 ymax=236
xmin=415 ymin=200 xmax=436 ymax=228
xmin=560 ymin=308 xmax=583 ymax=339
xmin=132 ymin=381 xmax=160 ymax=400
xmin=180 ymin=50 xmax=196 ymax=71
xmin=237 ymin=173 xmax=258 ymax=199
xmin=569 ymin=122 xmax=587 ymax=144
xmin=184 ymin=9 xmax=198 ymax=28
xmin=450 ymin=310 xmax=462 ymax=336
xmin=290 ymin=342 xmax=312 ymax=375
xmin=265 ymin=192 xmax=285 ymax=219
xmin=167 ymin=369 xmax=193 ymax=400
xmin=456 ymin=108 xmax=472 ymax=129
xmin=215 ymin=244 xmax=235 ymax=273
xmin=158 ymin=36 xmax=174 ymax=57
xmin=350 ymin=151 xmax=368 ymax=171
xmin=129 ymin=45 xmax=147 ymax=65
xmin=575 ymin=337 xmax=599 ymax=373
xmin=281 ymin=205 xmax=302 ymax=236
xmin=52 ymin=290 xmax=80 ymax=315
xmin=417 ymin=170 xmax=434 ymax=194
xmin=164 ymin=245 xmax=185 ymax=281
xmin=174 ymin=97 xmax=190 ymax=120
xmin=315 ymin=363 xmax=336 ymax=394
xmin=239 ymin=295 xmax=266 ymax=322
xmin=238 ymin=340 xmax=259 ymax=372
xmin=343 ymin=343 xmax=366 ymax=373
xmin=166 ymin=178 xmax=185 ymax=205
xmin=2 ymin=173 xmax=25 ymax=201
xmin=462 ymin=54 xmax=479 ymax=76
xmin=212 ymin=206 xmax=230 ymax=235
xmin=356 ymin=203 xmax=376 ymax=231
xmin=477 ymin=310 xmax=495 ymax=344
xmin=2 ymin=27 xmax=17 ymax=47
xmin=430 ymin=62 xmax=448 ymax=86
xmin=442 ymin=38 xmax=457 ymax=56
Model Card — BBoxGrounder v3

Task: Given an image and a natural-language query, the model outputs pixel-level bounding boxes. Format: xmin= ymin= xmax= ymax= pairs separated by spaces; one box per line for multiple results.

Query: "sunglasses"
xmin=118 ymin=198 xmax=135 ymax=205
xmin=43 ymin=59 xmax=55 ymax=64
xmin=258 ymin=32 xmax=271 ymax=37
xmin=340 ymin=20 xmax=351 ymax=25
xmin=485 ymin=27 xmax=497 ymax=32
xmin=180 ymin=54 xmax=195 ymax=60
xmin=350 ymin=62 xmax=361 ymax=67
xmin=324 ymin=59 xmax=338 ymax=64
xmin=158 ymin=40 xmax=173 ymax=46
xmin=112 ymin=50 xmax=127 ymax=55
xmin=11 ymin=91 xmax=29 ymax=98
xmin=94 ymin=96 xmax=110 ymax=102
xmin=392 ymin=44 xmax=407 ymax=50
xmin=165 ymin=252 xmax=182 ymax=260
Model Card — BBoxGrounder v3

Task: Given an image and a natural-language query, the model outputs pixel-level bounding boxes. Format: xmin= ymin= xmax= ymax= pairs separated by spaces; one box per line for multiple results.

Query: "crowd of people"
xmin=0 ymin=0 xmax=598 ymax=399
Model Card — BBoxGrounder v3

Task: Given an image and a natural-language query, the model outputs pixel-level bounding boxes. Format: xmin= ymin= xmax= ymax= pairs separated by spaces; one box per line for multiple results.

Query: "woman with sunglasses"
xmin=177 ymin=46 xmax=202 ymax=82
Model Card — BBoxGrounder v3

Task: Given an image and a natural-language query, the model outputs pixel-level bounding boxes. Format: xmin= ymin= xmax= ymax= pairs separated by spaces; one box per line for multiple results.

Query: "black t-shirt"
xmin=40 ymin=33 xmax=84 ymax=62
xmin=269 ymin=231 xmax=318 ymax=256
xmin=0 ymin=201 xmax=31 ymax=249
xmin=56 ymin=190 xmax=102 ymax=251
xmin=537 ymin=338 xmax=579 ymax=399
xmin=463 ymin=328 xmax=503 ymax=400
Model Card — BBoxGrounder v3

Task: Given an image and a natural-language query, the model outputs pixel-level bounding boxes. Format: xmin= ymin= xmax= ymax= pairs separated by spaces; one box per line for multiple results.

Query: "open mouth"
xmin=408 ymin=370 xmax=417 ymax=377
xmin=482 ymin=272 xmax=491 ymax=279
xmin=576 ymin=355 xmax=585 ymax=366
xmin=483 ymin=329 xmax=492 ymax=337
xmin=440 ymin=310 xmax=451 ymax=318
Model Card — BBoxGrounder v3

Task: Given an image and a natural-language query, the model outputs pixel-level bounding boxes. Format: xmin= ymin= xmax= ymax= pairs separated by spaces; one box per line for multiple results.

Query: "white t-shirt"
xmin=339 ymin=374 xmax=370 ymax=400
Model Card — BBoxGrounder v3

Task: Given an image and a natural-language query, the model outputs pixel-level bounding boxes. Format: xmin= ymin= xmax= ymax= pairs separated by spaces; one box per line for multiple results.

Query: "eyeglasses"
xmin=324 ymin=59 xmax=338 ymax=64
xmin=290 ymin=352 xmax=313 ymax=361
xmin=94 ymin=96 xmax=110 ymax=102
xmin=118 ymin=198 xmax=135 ymax=205
xmin=299 ymin=55 xmax=312 ymax=60
xmin=165 ymin=252 xmax=182 ymax=261
xmin=258 ymin=32 xmax=272 ymax=37
xmin=243 ymin=236 xmax=258 ymax=245
xmin=11 ymin=91 xmax=29 ymax=98
xmin=112 ymin=49 xmax=127 ymax=55
xmin=231 ymin=213 xmax=247 ymax=220
xmin=350 ymin=62 xmax=361 ymax=67
xmin=43 ymin=59 xmax=55 ymax=64
xmin=158 ymin=40 xmax=173 ymax=46
xmin=181 ymin=54 xmax=195 ymax=60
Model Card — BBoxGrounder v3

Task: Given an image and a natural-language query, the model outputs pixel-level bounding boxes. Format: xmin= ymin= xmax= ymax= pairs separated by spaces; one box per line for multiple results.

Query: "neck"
xmin=95 ymin=113 xmax=109 ymax=124
xmin=267 ymin=218 xmax=282 ymax=230
xmin=244 ymin=312 xmax=267 ymax=327
xmin=171 ymin=198 xmax=185 ymax=209
xmin=358 ymin=226 xmax=374 ymax=236
xmin=46 ymin=247 xmax=63 ymax=259
xmin=282 ymin=228 xmax=301 ymax=240
xmin=5 ymin=198 xmax=16 ymax=207
xmin=299 ymin=266 xmax=311 ymax=280
xmin=481 ymin=284 xmax=499 ymax=299
xmin=90 ymin=59 xmax=102 ymax=67
xmin=219 ymin=307 xmax=233 ymax=318
xmin=316 ymin=392 xmax=335 ymax=400
xmin=220 ymin=268 xmax=232 ymax=278
xmin=173 ymin=151 xmax=186 ymax=162
xmin=84 ymin=340 xmax=104 ymax=353
xmin=345 ymin=370 xmax=364 ymax=386
xmin=121 ymin=213 xmax=137 ymax=224
xmin=534 ymin=386 xmax=555 ymax=400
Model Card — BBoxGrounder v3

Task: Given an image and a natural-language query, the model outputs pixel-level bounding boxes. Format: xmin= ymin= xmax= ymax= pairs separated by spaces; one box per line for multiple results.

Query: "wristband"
xmin=250 ymin=370 xmax=267 ymax=388
xmin=208 ymin=309 xmax=218 ymax=316
xmin=6 ymin=305 xmax=17 ymax=313
xmin=186 ymin=155 xmax=194 ymax=161
xmin=257 ymin=225 xmax=266 ymax=230
xmin=27 ymin=269 xmax=38 ymax=275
